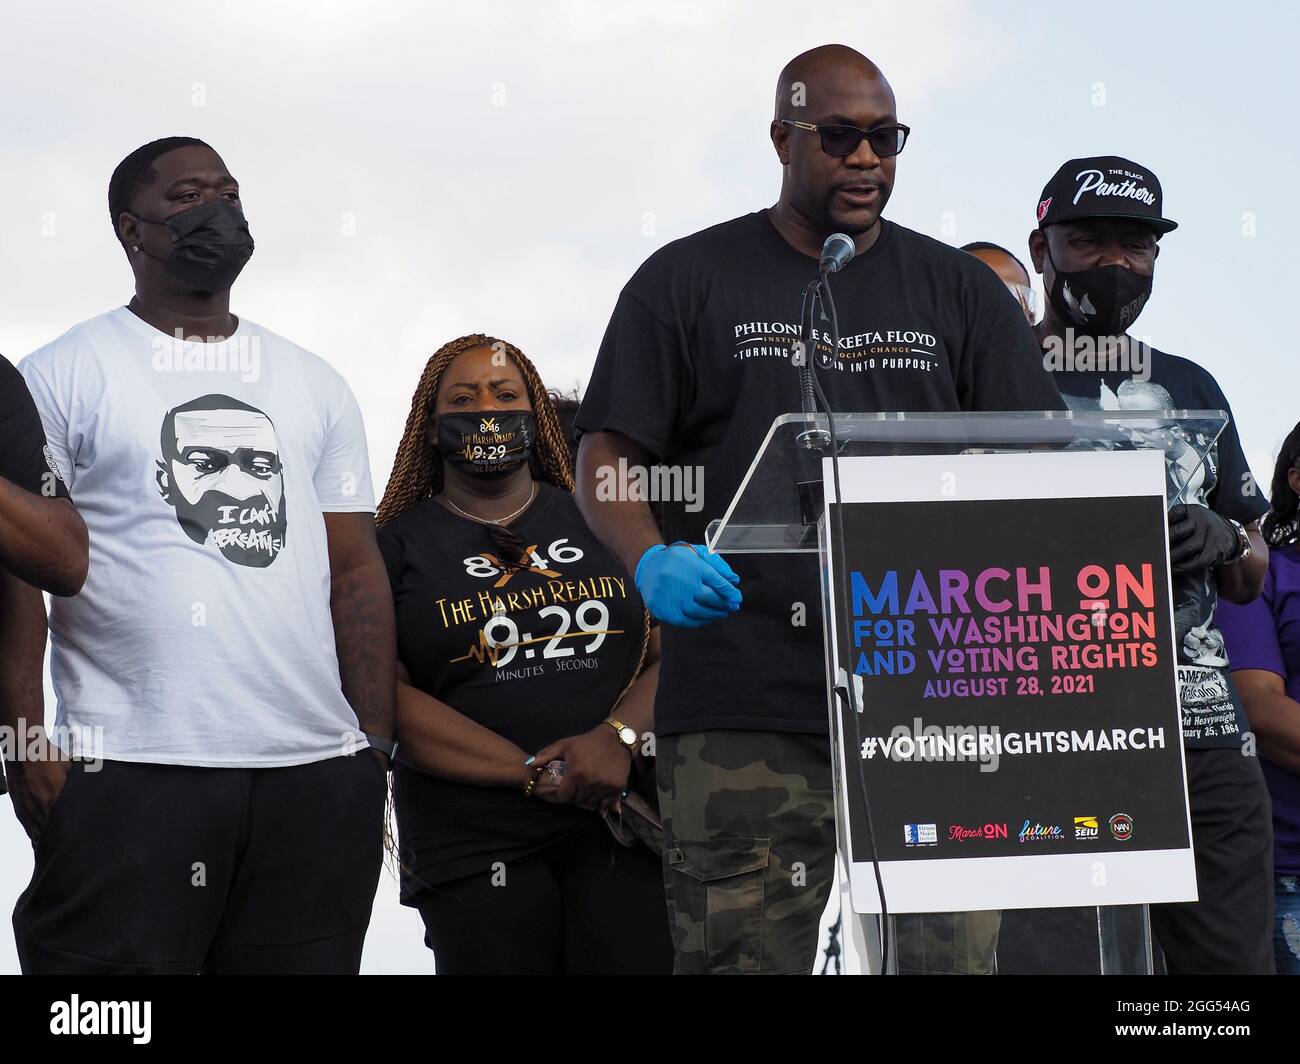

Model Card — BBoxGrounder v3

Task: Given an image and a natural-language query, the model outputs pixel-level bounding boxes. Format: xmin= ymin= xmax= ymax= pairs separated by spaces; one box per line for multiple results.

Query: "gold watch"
xmin=603 ymin=717 xmax=638 ymax=757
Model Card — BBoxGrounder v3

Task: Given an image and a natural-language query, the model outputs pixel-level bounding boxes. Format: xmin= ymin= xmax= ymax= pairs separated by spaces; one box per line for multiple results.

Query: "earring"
xmin=131 ymin=245 xmax=139 ymax=252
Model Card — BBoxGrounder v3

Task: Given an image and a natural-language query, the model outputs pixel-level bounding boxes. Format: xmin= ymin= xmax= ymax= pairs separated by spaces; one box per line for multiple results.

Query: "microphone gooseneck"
xmin=790 ymin=228 xmax=892 ymax=974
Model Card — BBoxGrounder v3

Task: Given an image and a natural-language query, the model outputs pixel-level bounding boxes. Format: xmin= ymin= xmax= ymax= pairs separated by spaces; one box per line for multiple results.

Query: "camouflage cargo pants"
xmin=657 ymin=729 xmax=836 ymax=975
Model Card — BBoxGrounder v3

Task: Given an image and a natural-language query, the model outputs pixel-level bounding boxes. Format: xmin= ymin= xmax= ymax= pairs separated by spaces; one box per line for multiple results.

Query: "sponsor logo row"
xmin=903 ymin=814 xmax=1134 ymax=847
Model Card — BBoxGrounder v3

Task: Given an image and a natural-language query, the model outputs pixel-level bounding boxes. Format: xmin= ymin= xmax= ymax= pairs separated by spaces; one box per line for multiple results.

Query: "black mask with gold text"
xmin=436 ymin=410 xmax=535 ymax=477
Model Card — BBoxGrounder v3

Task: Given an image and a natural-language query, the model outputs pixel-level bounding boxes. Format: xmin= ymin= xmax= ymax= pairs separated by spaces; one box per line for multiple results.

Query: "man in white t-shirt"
xmin=10 ymin=136 xmax=396 ymax=974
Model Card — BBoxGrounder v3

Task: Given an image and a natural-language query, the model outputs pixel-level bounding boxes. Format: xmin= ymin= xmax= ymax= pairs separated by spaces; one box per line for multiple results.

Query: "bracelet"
xmin=524 ymin=765 xmax=546 ymax=798
xmin=1224 ymin=518 xmax=1253 ymax=565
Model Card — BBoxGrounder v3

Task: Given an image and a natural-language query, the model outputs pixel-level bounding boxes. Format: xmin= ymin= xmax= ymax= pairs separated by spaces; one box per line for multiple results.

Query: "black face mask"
xmin=436 ymin=411 xmax=535 ymax=477
xmin=136 ymin=199 xmax=255 ymax=291
xmin=1046 ymin=246 xmax=1153 ymax=337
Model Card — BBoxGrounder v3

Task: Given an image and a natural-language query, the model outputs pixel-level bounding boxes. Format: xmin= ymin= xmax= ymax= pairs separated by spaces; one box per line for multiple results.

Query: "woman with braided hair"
xmin=376 ymin=334 xmax=670 ymax=974
xmin=1219 ymin=420 xmax=1300 ymax=974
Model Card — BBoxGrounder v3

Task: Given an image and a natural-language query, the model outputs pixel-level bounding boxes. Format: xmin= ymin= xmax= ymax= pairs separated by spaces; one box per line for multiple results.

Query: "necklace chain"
xmin=444 ymin=482 xmax=537 ymax=526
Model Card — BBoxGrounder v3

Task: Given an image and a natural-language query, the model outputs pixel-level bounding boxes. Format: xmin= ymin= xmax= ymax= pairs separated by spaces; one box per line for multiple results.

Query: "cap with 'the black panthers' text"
xmin=1036 ymin=156 xmax=1177 ymax=234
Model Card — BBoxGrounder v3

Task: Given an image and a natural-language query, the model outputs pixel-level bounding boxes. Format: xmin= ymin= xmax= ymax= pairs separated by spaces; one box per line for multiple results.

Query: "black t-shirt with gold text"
xmin=378 ymin=483 xmax=646 ymax=894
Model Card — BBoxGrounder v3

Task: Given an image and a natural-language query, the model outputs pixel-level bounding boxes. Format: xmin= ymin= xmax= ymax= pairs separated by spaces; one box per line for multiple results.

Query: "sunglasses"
xmin=781 ymin=119 xmax=911 ymax=158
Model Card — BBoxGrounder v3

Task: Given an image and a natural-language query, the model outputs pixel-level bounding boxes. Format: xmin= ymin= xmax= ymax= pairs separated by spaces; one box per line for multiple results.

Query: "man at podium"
xmin=574 ymin=43 xmax=1064 ymax=974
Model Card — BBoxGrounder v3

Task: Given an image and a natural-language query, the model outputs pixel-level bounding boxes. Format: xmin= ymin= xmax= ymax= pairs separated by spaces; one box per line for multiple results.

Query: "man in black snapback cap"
xmin=1033 ymin=156 xmax=1176 ymax=339
xmin=1037 ymin=155 xmax=1177 ymax=231
xmin=1028 ymin=155 xmax=1275 ymax=974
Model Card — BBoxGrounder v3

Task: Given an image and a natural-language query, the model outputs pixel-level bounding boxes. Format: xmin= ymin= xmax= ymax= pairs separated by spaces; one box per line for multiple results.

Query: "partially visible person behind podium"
xmin=1218 ymin=421 xmax=1300 ymax=975
xmin=573 ymin=43 xmax=1065 ymax=975
xmin=1030 ymin=155 xmax=1274 ymax=974
xmin=961 ymin=242 xmax=1038 ymax=325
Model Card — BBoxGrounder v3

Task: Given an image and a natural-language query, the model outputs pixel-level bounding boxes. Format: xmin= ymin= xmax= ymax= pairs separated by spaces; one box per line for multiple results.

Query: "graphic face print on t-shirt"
xmin=1060 ymin=372 xmax=1241 ymax=728
xmin=155 ymin=393 xmax=287 ymax=567
xmin=1062 ymin=378 xmax=1214 ymax=509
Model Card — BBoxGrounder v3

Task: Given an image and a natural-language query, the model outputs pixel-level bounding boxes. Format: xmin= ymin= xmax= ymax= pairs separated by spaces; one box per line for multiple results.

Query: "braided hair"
xmin=1262 ymin=420 xmax=1300 ymax=548
xmin=375 ymin=335 xmax=576 ymax=878
xmin=377 ymin=334 xmax=574 ymax=528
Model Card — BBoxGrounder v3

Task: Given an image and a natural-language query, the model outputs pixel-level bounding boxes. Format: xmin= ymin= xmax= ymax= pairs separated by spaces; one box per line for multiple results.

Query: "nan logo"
xmin=903 ymin=823 xmax=938 ymax=847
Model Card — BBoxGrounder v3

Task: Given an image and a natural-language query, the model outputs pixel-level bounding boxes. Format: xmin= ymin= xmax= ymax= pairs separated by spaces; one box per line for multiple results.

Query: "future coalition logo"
xmin=1018 ymin=820 xmax=1065 ymax=843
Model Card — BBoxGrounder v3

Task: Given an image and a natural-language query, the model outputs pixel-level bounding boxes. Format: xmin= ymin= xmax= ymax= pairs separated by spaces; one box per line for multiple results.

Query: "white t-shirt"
xmin=20 ymin=306 xmax=376 ymax=767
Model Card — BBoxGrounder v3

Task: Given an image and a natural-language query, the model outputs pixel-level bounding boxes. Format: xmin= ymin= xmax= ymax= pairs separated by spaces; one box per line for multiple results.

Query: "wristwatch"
xmin=603 ymin=718 xmax=638 ymax=758
xmin=365 ymin=732 xmax=398 ymax=770
xmin=1224 ymin=518 xmax=1253 ymax=565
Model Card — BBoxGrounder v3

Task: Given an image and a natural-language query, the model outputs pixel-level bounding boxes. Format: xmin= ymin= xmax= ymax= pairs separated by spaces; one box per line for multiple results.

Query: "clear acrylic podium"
xmin=706 ymin=409 xmax=1229 ymax=975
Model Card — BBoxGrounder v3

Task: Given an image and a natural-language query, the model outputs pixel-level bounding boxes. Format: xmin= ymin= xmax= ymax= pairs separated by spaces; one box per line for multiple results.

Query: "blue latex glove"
xmin=634 ymin=543 xmax=742 ymax=628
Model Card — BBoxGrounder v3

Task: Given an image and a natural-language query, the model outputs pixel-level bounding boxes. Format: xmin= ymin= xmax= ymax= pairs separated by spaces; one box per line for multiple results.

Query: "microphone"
xmin=793 ymin=236 xmax=851 ymax=453
xmin=819 ymin=232 xmax=855 ymax=275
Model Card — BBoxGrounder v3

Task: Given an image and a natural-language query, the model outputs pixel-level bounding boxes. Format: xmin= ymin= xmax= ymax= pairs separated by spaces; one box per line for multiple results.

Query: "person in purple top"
xmin=1219 ymin=420 xmax=1300 ymax=975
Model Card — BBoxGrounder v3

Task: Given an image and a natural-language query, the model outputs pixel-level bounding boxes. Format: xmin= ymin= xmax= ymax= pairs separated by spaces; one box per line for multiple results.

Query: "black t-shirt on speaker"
xmin=377 ymin=483 xmax=646 ymax=894
xmin=574 ymin=211 xmax=1065 ymax=737
xmin=1 ymin=355 xmax=70 ymax=500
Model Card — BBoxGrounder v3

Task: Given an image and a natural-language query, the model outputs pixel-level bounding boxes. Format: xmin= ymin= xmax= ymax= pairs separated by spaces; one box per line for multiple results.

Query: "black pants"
xmin=13 ymin=755 xmax=386 ymax=974
xmin=414 ymin=817 xmax=672 ymax=974
xmin=1150 ymin=747 xmax=1276 ymax=975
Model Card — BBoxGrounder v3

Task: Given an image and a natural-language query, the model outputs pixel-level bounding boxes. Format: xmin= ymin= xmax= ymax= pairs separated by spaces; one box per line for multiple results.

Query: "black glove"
xmin=1167 ymin=504 xmax=1241 ymax=574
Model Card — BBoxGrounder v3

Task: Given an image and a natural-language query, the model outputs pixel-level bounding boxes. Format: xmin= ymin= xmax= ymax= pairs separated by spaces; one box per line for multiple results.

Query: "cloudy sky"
xmin=1 ymin=0 xmax=1296 ymax=973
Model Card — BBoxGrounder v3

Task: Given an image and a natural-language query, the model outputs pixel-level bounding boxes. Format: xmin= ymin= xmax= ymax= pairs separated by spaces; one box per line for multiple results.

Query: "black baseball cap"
xmin=1036 ymin=156 xmax=1177 ymax=234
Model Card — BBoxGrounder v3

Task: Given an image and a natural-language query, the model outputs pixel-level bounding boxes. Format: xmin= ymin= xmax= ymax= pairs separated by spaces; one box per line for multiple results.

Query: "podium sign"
xmin=821 ymin=449 xmax=1196 ymax=914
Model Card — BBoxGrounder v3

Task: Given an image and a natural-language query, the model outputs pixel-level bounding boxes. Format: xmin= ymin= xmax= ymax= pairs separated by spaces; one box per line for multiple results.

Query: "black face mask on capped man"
xmin=135 ymin=199 xmax=255 ymax=291
xmin=1046 ymin=247 xmax=1153 ymax=337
